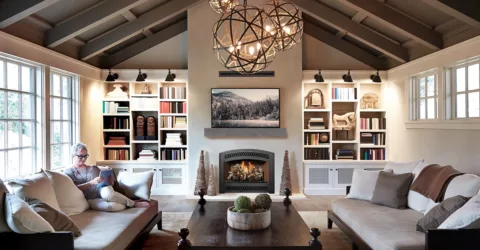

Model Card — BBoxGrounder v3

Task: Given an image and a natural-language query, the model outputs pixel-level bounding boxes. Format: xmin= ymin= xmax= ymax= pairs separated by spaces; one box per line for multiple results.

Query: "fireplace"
xmin=219 ymin=149 xmax=274 ymax=193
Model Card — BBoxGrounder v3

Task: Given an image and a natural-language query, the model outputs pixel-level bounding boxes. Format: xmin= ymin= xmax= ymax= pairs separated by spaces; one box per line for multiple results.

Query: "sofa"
xmin=327 ymin=161 xmax=480 ymax=250
xmin=0 ymin=169 xmax=162 ymax=250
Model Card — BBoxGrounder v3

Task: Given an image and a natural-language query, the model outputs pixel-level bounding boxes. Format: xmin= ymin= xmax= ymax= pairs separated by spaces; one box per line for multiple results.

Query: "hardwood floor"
xmin=151 ymin=195 xmax=345 ymax=212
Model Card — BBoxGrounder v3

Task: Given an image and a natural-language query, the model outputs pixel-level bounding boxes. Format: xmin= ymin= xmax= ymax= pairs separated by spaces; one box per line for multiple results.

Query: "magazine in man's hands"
xmin=97 ymin=169 xmax=114 ymax=189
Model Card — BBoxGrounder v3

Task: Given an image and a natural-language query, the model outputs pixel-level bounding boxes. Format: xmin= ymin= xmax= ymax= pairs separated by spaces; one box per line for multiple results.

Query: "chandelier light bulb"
xmin=257 ymin=42 xmax=261 ymax=50
xmin=249 ymin=46 xmax=255 ymax=55
xmin=209 ymin=0 xmax=238 ymax=14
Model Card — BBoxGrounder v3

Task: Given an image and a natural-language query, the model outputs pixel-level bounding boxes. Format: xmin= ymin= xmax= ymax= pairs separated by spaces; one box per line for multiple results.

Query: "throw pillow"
xmin=407 ymin=162 xmax=433 ymax=213
xmin=44 ymin=169 xmax=90 ymax=215
xmin=371 ymin=171 xmax=413 ymax=209
xmin=8 ymin=171 xmax=60 ymax=210
xmin=4 ymin=193 xmax=54 ymax=233
xmin=384 ymin=160 xmax=424 ymax=175
xmin=439 ymin=194 xmax=480 ymax=229
xmin=416 ymin=195 xmax=469 ymax=233
xmin=444 ymin=174 xmax=480 ymax=200
xmin=0 ymin=179 xmax=12 ymax=232
xmin=118 ymin=171 xmax=155 ymax=200
xmin=24 ymin=197 xmax=81 ymax=237
xmin=346 ymin=169 xmax=392 ymax=201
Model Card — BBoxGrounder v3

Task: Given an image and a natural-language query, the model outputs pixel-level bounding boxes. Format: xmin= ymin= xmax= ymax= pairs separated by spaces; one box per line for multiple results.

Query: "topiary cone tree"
xmin=207 ymin=165 xmax=216 ymax=196
xmin=279 ymin=150 xmax=292 ymax=195
xmin=194 ymin=150 xmax=207 ymax=195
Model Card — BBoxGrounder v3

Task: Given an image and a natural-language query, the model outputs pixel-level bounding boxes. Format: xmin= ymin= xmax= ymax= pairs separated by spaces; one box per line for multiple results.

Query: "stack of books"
xmin=137 ymin=150 xmax=156 ymax=161
xmin=308 ymin=118 xmax=325 ymax=129
xmin=175 ymin=117 xmax=187 ymax=128
xmin=117 ymin=106 xmax=129 ymax=113
xmin=332 ymin=88 xmax=357 ymax=100
xmin=335 ymin=149 xmax=354 ymax=160
xmin=107 ymin=136 xmax=127 ymax=145
xmin=360 ymin=133 xmax=386 ymax=145
xmin=131 ymin=97 xmax=157 ymax=110
xmin=165 ymin=133 xmax=183 ymax=146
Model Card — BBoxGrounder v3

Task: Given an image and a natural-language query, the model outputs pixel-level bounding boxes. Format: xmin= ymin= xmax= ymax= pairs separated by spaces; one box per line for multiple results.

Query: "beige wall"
xmin=386 ymin=36 xmax=480 ymax=175
xmin=188 ymin=0 xmax=303 ymax=193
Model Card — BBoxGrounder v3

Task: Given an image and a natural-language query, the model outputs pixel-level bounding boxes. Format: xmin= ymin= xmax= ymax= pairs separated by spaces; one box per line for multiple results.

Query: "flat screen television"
xmin=211 ymin=88 xmax=280 ymax=128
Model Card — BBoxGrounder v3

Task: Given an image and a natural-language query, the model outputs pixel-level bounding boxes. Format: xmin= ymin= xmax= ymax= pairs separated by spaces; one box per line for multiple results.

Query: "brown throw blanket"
xmin=410 ymin=164 xmax=462 ymax=202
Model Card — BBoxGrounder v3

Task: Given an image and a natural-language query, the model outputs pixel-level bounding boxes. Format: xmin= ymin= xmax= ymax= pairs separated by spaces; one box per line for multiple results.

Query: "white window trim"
xmin=408 ymin=69 xmax=442 ymax=122
xmin=450 ymin=60 xmax=480 ymax=120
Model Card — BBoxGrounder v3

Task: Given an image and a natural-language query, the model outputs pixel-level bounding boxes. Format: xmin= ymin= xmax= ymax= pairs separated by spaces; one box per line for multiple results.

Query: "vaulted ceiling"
xmin=0 ymin=0 xmax=479 ymax=70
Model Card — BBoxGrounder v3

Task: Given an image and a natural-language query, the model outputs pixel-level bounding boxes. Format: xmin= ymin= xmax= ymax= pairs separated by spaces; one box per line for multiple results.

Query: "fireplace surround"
xmin=219 ymin=149 xmax=275 ymax=193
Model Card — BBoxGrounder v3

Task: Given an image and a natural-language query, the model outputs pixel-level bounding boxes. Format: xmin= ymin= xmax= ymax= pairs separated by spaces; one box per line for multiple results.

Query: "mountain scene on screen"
xmin=212 ymin=89 xmax=279 ymax=128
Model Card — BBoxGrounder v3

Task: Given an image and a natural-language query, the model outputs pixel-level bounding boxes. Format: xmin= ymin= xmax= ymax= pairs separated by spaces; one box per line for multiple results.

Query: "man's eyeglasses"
xmin=76 ymin=154 xmax=89 ymax=160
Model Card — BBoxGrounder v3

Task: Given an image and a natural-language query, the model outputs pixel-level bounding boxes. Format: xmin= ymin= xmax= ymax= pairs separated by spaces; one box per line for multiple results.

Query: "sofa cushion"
xmin=347 ymin=169 xmax=392 ymax=202
xmin=332 ymin=198 xmax=424 ymax=250
xmin=4 ymin=193 xmax=54 ymax=233
xmin=439 ymin=194 xmax=480 ymax=229
xmin=385 ymin=160 xmax=424 ymax=175
xmin=44 ymin=169 xmax=90 ymax=216
xmin=8 ymin=171 xmax=60 ymax=210
xmin=416 ymin=195 xmax=469 ymax=233
xmin=0 ymin=179 xmax=12 ymax=232
xmin=444 ymin=174 xmax=480 ymax=199
xmin=70 ymin=200 xmax=158 ymax=250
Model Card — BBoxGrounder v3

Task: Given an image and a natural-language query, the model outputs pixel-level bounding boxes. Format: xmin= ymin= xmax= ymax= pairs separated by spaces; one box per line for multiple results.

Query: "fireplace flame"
xmin=240 ymin=161 xmax=255 ymax=175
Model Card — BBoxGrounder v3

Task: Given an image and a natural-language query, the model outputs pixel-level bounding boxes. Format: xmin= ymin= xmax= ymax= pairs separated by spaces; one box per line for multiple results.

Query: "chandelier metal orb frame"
xmin=209 ymin=0 xmax=238 ymax=14
xmin=213 ymin=4 xmax=277 ymax=74
xmin=262 ymin=0 xmax=303 ymax=52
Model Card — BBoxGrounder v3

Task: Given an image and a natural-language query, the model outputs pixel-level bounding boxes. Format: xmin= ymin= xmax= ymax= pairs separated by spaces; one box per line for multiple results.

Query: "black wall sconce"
xmin=136 ymin=69 xmax=147 ymax=82
xmin=314 ymin=70 xmax=324 ymax=82
xmin=165 ymin=69 xmax=176 ymax=82
xmin=342 ymin=70 xmax=353 ymax=82
xmin=105 ymin=69 xmax=118 ymax=82
xmin=371 ymin=70 xmax=382 ymax=83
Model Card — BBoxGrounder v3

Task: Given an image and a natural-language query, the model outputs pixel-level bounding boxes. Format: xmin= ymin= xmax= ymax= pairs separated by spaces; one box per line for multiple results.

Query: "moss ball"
xmin=254 ymin=194 xmax=272 ymax=209
xmin=238 ymin=208 xmax=251 ymax=213
xmin=234 ymin=196 xmax=251 ymax=210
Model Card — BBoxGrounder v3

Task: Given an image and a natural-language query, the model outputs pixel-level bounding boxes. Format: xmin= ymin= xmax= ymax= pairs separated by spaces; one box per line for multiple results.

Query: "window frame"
xmin=409 ymin=70 xmax=439 ymax=121
xmin=451 ymin=60 xmax=480 ymax=120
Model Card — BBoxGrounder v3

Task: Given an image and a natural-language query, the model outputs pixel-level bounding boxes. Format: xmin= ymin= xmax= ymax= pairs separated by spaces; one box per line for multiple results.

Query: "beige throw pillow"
xmin=4 ymin=193 xmax=54 ymax=233
xmin=118 ymin=171 xmax=154 ymax=200
xmin=371 ymin=171 xmax=413 ymax=209
xmin=416 ymin=195 xmax=469 ymax=233
xmin=8 ymin=171 xmax=60 ymax=210
xmin=25 ymin=197 xmax=82 ymax=237
xmin=346 ymin=169 xmax=393 ymax=201
xmin=44 ymin=169 xmax=89 ymax=215
xmin=0 ymin=179 xmax=12 ymax=232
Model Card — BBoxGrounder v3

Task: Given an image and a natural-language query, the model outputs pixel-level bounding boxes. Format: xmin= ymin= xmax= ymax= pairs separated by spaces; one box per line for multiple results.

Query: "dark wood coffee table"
xmin=177 ymin=201 xmax=322 ymax=249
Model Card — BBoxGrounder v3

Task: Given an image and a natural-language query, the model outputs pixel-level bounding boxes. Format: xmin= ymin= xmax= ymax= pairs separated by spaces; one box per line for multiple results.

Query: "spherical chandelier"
xmin=209 ymin=0 xmax=238 ymax=14
xmin=262 ymin=0 xmax=303 ymax=51
xmin=213 ymin=4 xmax=277 ymax=74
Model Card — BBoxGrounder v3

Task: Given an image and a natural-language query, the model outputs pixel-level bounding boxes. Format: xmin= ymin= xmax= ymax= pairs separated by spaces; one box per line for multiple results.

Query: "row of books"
xmin=106 ymin=136 xmax=127 ymax=145
xmin=360 ymin=118 xmax=386 ymax=130
xmin=165 ymin=133 xmax=183 ymax=146
xmin=332 ymin=88 xmax=357 ymax=100
xmin=304 ymin=148 xmax=329 ymax=160
xmin=307 ymin=118 xmax=325 ymax=129
xmin=131 ymin=97 xmax=157 ymax=110
xmin=335 ymin=149 xmax=355 ymax=160
xmin=159 ymin=87 xmax=186 ymax=99
xmin=160 ymin=102 xmax=187 ymax=114
xmin=160 ymin=116 xmax=187 ymax=128
xmin=304 ymin=133 xmax=329 ymax=145
xmin=360 ymin=132 xmax=386 ymax=145
xmin=104 ymin=117 xmax=129 ymax=129
xmin=102 ymin=101 xmax=129 ymax=114
xmin=361 ymin=149 xmax=386 ymax=160
xmin=160 ymin=149 xmax=186 ymax=161
xmin=106 ymin=149 xmax=129 ymax=160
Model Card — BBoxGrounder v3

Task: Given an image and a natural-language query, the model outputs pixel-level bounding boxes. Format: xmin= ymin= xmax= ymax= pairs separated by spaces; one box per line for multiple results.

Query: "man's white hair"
xmin=71 ymin=142 xmax=88 ymax=156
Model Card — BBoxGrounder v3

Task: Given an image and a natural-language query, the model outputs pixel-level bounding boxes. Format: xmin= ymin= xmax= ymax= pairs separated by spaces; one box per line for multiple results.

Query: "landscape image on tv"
xmin=212 ymin=88 xmax=280 ymax=128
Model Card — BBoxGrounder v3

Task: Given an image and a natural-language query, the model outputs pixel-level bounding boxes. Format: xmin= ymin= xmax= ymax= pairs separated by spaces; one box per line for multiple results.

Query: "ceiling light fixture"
xmin=165 ymin=69 xmax=176 ymax=82
xmin=262 ymin=0 xmax=303 ymax=52
xmin=209 ymin=0 xmax=238 ymax=14
xmin=342 ymin=70 xmax=353 ymax=82
xmin=370 ymin=70 xmax=382 ymax=83
xmin=314 ymin=70 xmax=324 ymax=82
xmin=105 ymin=69 xmax=118 ymax=82
xmin=213 ymin=1 xmax=277 ymax=74
xmin=136 ymin=69 xmax=147 ymax=82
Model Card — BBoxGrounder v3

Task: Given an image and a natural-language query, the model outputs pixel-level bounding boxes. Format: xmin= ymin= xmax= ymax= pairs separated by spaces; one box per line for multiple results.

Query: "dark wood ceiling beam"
xmin=336 ymin=12 xmax=367 ymax=38
xmin=422 ymin=0 xmax=480 ymax=29
xmin=80 ymin=0 xmax=199 ymax=61
xmin=0 ymin=0 xmax=61 ymax=28
xmin=44 ymin=0 xmax=147 ymax=48
xmin=340 ymin=0 xmax=443 ymax=50
xmin=120 ymin=10 xmax=153 ymax=37
xmin=290 ymin=0 xmax=409 ymax=63
xmin=304 ymin=21 xmax=387 ymax=70
xmin=99 ymin=18 xmax=187 ymax=69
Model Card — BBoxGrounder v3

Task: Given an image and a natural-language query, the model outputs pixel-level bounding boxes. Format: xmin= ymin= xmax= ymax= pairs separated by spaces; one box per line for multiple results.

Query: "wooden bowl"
xmin=227 ymin=206 xmax=271 ymax=230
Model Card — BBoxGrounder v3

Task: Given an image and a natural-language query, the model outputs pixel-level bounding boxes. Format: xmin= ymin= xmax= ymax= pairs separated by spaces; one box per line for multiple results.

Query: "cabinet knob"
xmin=330 ymin=169 xmax=332 ymax=171
xmin=158 ymin=169 xmax=162 ymax=171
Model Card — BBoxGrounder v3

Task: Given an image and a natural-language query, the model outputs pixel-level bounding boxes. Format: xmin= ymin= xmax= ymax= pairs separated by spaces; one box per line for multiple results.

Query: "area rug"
xmin=142 ymin=211 xmax=351 ymax=249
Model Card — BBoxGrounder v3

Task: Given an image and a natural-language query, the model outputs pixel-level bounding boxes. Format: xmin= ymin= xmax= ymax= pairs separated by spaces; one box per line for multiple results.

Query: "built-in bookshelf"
xmin=302 ymin=78 xmax=387 ymax=162
xmin=101 ymin=80 xmax=188 ymax=162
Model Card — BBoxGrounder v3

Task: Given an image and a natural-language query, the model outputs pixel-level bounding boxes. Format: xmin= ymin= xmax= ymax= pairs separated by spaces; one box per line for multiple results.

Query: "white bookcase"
xmin=96 ymin=80 xmax=188 ymax=195
xmin=302 ymin=71 xmax=388 ymax=195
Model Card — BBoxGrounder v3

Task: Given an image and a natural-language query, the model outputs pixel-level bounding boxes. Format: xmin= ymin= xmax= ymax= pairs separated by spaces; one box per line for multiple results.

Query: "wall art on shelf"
xmin=106 ymin=84 xmax=128 ymax=99
xmin=135 ymin=115 xmax=146 ymax=140
xmin=361 ymin=93 xmax=379 ymax=109
xmin=211 ymin=88 xmax=280 ymax=128
xmin=304 ymin=89 xmax=324 ymax=109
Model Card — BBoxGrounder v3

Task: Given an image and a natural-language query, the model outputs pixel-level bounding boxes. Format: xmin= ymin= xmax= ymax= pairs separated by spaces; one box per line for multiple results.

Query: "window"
xmin=452 ymin=62 xmax=480 ymax=119
xmin=0 ymin=57 xmax=38 ymax=179
xmin=50 ymin=70 xmax=79 ymax=169
xmin=411 ymin=72 xmax=438 ymax=120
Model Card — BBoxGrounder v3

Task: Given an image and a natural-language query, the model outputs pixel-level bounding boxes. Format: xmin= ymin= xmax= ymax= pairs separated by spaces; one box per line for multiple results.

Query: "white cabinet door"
xmin=305 ymin=165 xmax=334 ymax=189
xmin=334 ymin=166 xmax=356 ymax=189
xmin=157 ymin=166 xmax=183 ymax=187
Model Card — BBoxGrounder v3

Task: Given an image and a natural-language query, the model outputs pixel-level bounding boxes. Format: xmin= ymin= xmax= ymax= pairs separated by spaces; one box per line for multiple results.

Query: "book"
xmin=96 ymin=169 xmax=114 ymax=189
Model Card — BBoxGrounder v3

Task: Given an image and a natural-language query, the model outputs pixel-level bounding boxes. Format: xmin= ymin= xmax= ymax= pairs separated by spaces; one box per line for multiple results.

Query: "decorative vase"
xmin=227 ymin=206 xmax=271 ymax=231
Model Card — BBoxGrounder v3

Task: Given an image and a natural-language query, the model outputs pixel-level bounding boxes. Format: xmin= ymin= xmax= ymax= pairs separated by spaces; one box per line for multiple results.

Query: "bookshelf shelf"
xmin=159 ymin=128 xmax=187 ymax=130
xmin=331 ymin=140 xmax=358 ymax=143
xmin=131 ymin=140 xmax=159 ymax=144
xmin=360 ymin=109 xmax=386 ymax=112
xmin=360 ymin=144 xmax=386 ymax=148
xmin=131 ymin=109 xmax=158 ymax=112
xmin=131 ymin=94 xmax=158 ymax=97
xmin=102 ymin=113 xmax=130 ymax=116
xmin=303 ymin=109 xmax=330 ymax=112
xmin=304 ymin=145 xmax=330 ymax=148
xmin=360 ymin=129 xmax=386 ymax=132
xmin=103 ymin=145 xmax=131 ymax=148
xmin=103 ymin=129 xmax=130 ymax=132
xmin=159 ymin=99 xmax=187 ymax=102
xmin=331 ymin=99 xmax=358 ymax=102
xmin=159 ymin=113 xmax=187 ymax=116
xmin=160 ymin=145 xmax=188 ymax=148
xmin=304 ymin=129 xmax=329 ymax=132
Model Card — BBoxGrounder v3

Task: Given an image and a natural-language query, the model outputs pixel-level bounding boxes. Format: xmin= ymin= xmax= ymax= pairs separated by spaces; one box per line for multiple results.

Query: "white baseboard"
xmin=303 ymin=188 xmax=346 ymax=195
xmin=151 ymin=188 xmax=187 ymax=195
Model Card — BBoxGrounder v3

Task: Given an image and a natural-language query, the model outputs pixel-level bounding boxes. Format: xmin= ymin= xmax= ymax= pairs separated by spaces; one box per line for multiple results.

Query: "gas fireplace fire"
xmin=226 ymin=160 xmax=268 ymax=183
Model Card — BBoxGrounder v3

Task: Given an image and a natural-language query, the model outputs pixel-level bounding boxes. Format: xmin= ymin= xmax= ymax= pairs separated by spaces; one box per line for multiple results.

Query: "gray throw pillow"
xmin=24 ymin=197 xmax=82 ymax=237
xmin=371 ymin=171 xmax=413 ymax=209
xmin=0 ymin=179 xmax=12 ymax=232
xmin=417 ymin=195 xmax=469 ymax=233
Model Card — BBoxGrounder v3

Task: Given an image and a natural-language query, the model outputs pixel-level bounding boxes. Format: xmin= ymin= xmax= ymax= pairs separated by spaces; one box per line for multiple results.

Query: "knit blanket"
xmin=410 ymin=164 xmax=462 ymax=202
